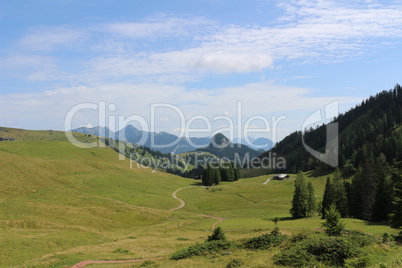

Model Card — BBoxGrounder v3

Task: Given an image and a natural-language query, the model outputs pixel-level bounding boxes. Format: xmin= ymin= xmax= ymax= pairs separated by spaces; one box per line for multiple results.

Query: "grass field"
xmin=1 ymin=127 xmax=400 ymax=267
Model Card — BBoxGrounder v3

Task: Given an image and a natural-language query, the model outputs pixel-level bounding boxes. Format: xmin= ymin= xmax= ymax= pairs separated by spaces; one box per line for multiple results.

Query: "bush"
xmin=243 ymin=232 xmax=287 ymax=250
xmin=343 ymin=230 xmax=376 ymax=247
xmin=274 ymin=245 xmax=316 ymax=267
xmin=207 ymin=227 xmax=227 ymax=242
xmin=344 ymin=256 xmax=371 ymax=268
xmin=113 ymin=248 xmax=129 ymax=254
xmin=291 ymin=233 xmax=308 ymax=243
xmin=139 ymin=260 xmax=158 ymax=267
xmin=274 ymin=235 xmax=361 ymax=267
xmin=170 ymin=240 xmax=234 ymax=260
xmin=226 ymin=258 xmax=244 ymax=268
xmin=305 ymin=236 xmax=360 ymax=265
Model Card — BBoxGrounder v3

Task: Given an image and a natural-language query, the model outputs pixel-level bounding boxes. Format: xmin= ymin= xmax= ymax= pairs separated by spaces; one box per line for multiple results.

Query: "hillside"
xmin=2 ymin=128 xmax=402 ymax=267
xmin=261 ymin=85 xmax=402 ymax=173
xmin=0 ymin=129 xmax=196 ymax=266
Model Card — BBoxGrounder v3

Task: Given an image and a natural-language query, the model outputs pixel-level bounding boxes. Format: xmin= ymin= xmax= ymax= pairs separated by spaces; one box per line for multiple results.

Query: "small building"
xmin=0 ymin=137 xmax=16 ymax=141
xmin=273 ymin=174 xmax=289 ymax=180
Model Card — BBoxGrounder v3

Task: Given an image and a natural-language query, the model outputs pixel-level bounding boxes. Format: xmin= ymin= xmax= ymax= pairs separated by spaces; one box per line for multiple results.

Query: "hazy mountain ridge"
xmin=72 ymin=125 xmax=272 ymax=155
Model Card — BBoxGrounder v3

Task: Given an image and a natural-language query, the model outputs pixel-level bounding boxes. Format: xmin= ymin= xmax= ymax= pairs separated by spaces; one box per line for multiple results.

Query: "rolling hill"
xmin=2 ymin=127 xmax=402 ymax=267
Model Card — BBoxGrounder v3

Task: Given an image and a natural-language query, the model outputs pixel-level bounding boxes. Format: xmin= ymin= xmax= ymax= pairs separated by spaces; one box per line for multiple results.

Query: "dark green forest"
xmin=262 ymin=85 xmax=402 ymax=172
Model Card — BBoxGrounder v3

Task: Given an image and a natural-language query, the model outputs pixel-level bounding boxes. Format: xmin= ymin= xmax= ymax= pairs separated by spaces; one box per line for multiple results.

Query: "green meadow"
xmin=0 ymin=128 xmax=400 ymax=267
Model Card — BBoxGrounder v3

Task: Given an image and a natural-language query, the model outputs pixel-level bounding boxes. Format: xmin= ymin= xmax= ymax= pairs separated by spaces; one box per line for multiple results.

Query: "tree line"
xmin=291 ymin=167 xmax=402 ymax=238
xmin=201 ymin=162 xmax=241 ymax=186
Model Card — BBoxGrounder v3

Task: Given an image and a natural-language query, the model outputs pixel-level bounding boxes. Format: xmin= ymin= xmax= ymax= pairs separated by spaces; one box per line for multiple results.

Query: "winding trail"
xmin=197 ymin=214 xmax=226 ymax=229
xmin=71 ymin=185 xmax=225 ymax=267
xmin=170 ymin=186 xmax=226 ymax=229
xmin=170 ymin=186 xmax=197 ymax=211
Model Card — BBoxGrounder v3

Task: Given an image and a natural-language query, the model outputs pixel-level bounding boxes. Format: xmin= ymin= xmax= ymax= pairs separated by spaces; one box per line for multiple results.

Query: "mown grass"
xmin=0 ymin=127 xmax=399 ymax=267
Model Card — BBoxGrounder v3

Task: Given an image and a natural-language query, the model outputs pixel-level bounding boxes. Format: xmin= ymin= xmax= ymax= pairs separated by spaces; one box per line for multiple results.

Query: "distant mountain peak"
xmin=210 ymin=133 xmax=231 ymax=148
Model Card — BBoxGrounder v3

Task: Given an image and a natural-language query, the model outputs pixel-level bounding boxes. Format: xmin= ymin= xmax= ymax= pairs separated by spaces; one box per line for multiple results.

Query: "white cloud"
xmin=0 ymin=80 xmax=362 ymax=140
xmin=18 ymin=26 xmax=87 ymax=51
xmin=188 ymin=51 xmax=274 ymax=73
xmin=104 ymin=16 xmax=214 ymax=39
xmin=79 ymin=123 xmax=93 ymax=128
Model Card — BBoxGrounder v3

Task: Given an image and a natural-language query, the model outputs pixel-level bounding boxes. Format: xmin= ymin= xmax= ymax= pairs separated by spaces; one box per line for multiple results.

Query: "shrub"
xmin=305 ymin=236 xmax=360 ymax=265
xmin=177 ymin=237 xmax=191 ymax=241
xmin=274 ymin=244 xmax=316 ymax=267
xmin=207 ymin=227 xmax=227 ymax=242
xmin=344 ymin=256 xmax=371 ymax=268
xmin=274 ymin=235 xmax=361 ymax=267
xmin=343 ymin=230 xmax=376 ymax=247
xmin=291 ymin=233 xmax=308 ymax=243
xmin=226 ymin=258 xmax=244 ymax=268
xmin=113 ymin=248 xmax=129 ymax=254
xmin=170 ymin=240 xmax=233 ymax=260
xmin=243 ymin=232 xmax=287 ymax=250
xmin=139 ymin=260 xmax=157 ymax=267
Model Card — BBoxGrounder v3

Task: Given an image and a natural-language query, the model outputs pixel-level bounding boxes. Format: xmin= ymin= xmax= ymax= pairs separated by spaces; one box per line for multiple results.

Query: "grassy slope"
xmin=0 ymin=130 xmax=198 ymax=267
xmin=1 ymin=128 xmax=400 ymax=267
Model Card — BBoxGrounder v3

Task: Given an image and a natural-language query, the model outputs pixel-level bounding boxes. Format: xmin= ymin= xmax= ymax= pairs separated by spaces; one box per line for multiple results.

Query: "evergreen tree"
xmin=307 ymin=182 xmax=316 ymax=217
xmin=333 ymin=168 xmax=349 ymax=217
xmin=322 ymin=204 xmax=345 ymax=236
xmin=390 ymin=174 xmax=402 ymax=229
xmin=219 ymin=165 xmax=228 ymax=181
xmin=352 ymin=158 xmax=378 ymax=221
xmin=206 ymin=227 xmax=227 ymax=242
xmin=373 ymin=154 xmax=393 ymax=221
xmin=227 ymin=163 xmax=235 ymax=181
xmin=234 ymin=166 xmax=241 ymax=181
xmin=212 ymin=165 xmax=221 ymax=185
xmin=321 ymin=177 xmax=336 ymax=219
xmin=290 ymin=172 xmax=308 ymax=218
xmin=201 ymin=165 xmax=212 ymax=186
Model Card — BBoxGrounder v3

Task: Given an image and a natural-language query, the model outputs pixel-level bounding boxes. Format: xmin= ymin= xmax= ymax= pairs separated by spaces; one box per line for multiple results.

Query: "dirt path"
xmin=170 ymin=186 xmax=226 ymax=229
xmin=170 ymin=186 xmax=197 ymax=211
xmin=263 ymin=178 xmax=271 ymax=184
xmin=197 ymin=214 xmax=226 ymax=229
xmin=71 ymin=257 xmax=164 ymax=268
xmin=71 ymin=186 xmax=225 ymax=267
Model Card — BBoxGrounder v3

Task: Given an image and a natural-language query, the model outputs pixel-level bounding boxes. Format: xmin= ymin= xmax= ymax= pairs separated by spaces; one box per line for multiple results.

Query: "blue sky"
xmin=1 ymin=0 xmax=402 ymax=142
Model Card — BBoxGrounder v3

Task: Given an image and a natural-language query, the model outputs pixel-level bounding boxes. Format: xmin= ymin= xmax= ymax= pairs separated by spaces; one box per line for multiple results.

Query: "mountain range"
xmin=72 ymin=125 xmax=273 ymax=154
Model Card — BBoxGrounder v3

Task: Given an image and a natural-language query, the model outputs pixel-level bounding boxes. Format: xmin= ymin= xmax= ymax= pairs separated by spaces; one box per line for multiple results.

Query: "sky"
xmin=1 ymin=0 xmax=402 ymax=142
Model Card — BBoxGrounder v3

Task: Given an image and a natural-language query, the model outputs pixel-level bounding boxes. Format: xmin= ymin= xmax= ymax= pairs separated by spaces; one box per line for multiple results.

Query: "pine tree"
xmin=373 ymin=154 xmax=393 ymax=221
xmin=219 ymin=165 xmax=228 ymax=181
xmin=290 ymin=172 xmax=308 ymax=218
xmin=322 ymin=204 xmax=345 ymax=236
xmin=234 ymin=166 xmax=241 ymax=181
xmin=227 ymin=163 xmax=235 ymax=181
xmin=307 ymin=182 xmax=316 ymax=217
xmin=202 ymin=164 xmax=214 ymax=186
xmin=321 ymin=177 xmax=336 ymax=219
xmin=390 ymin=174 xmax=402 ymax=229
xmin=206 ymin=227 xmax=227 ymax=242
xmin=352 ymin=158 xmax=378 ymax=221
xmin=212 ymin=165 xmax=221 ymax=185
xmin=333 ymin=168 xmax=349 ymax=217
